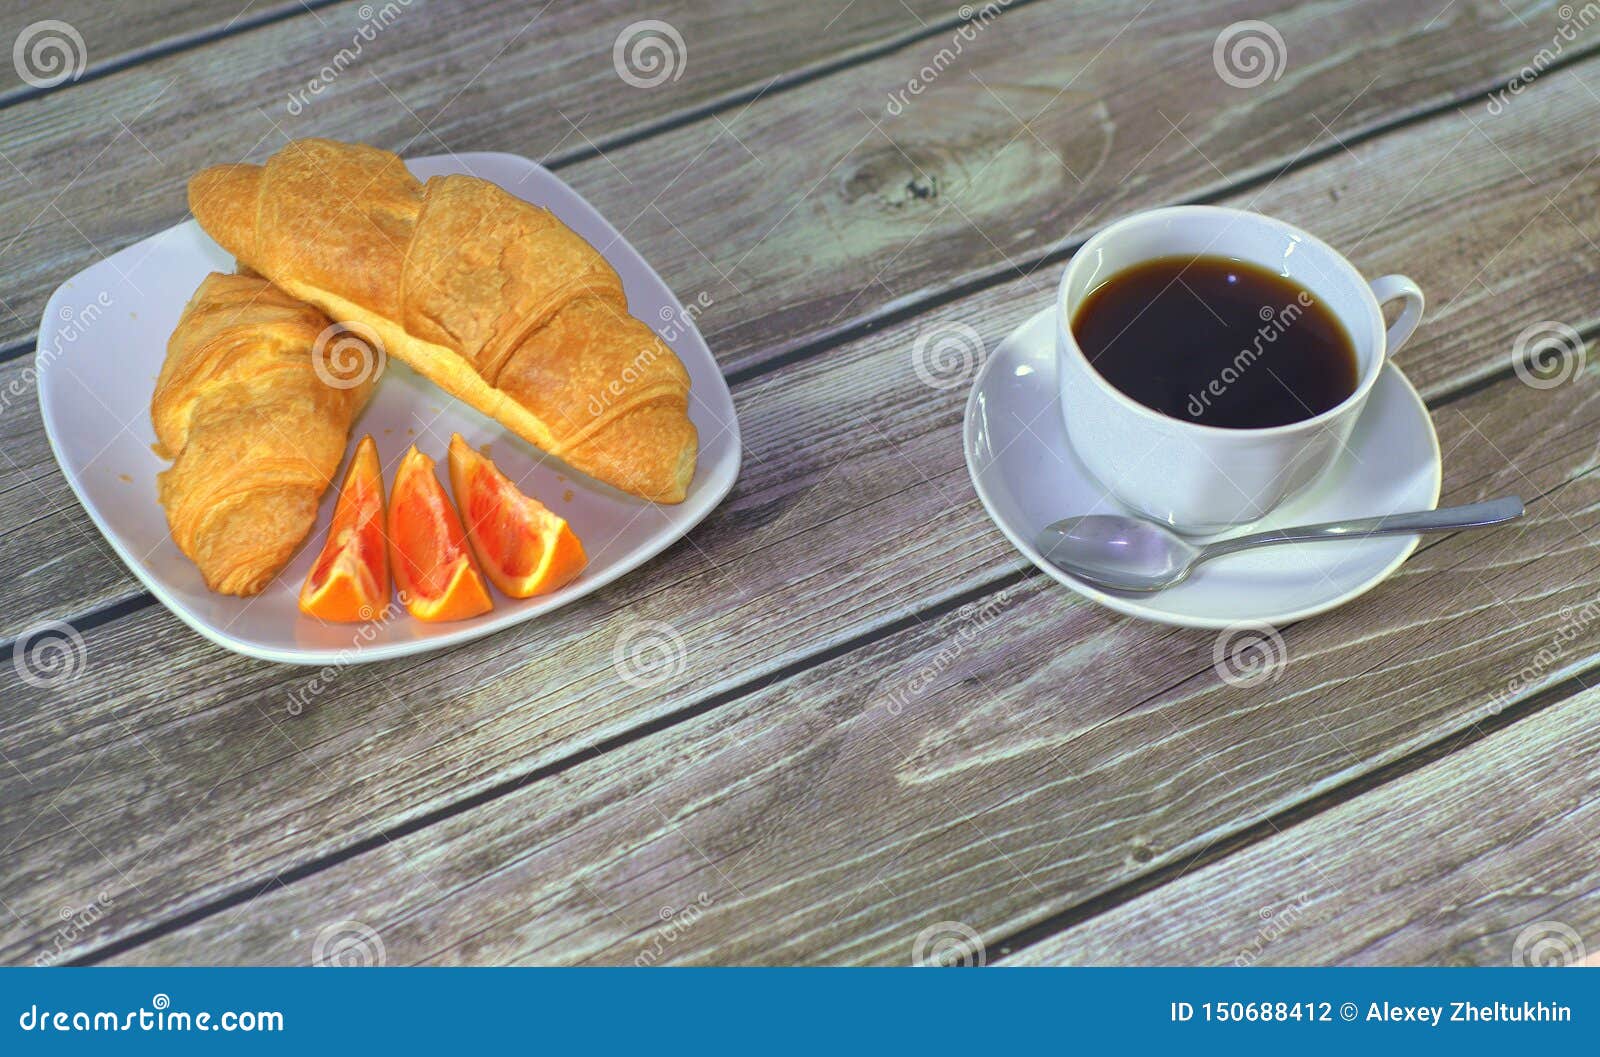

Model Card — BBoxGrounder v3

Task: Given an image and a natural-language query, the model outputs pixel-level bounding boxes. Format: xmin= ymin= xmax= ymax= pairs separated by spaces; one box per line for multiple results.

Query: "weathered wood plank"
xmin=0 ymin=0 xmax=1578 ymax=370
xmin=7 ymin=41 xmax=1600 ymax=635
xmin=108 ymin=363 xmax=1600 ymax=965
xmin=0 ymin=0 xmax=961 ymax=349
xmin=0 ymin=0 xmax=964 ymax=628
xmin=0 ymin=279 xmax=1033 ymax=965
xmin=0 ymin=2 xmax=327 ymax=107
xmin=9 ymin=10 xmax=1600 ymax=964
xmin=13 ymin=243 xmax=1600 ymax=965
xmin=1005 ymin=684 xmax=1600 ymax=966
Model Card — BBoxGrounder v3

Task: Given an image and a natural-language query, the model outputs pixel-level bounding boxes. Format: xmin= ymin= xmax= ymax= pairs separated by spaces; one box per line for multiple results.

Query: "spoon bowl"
xmin=1036 ymin=516 xmax=1205 ymax=592
xmin=1035 ymin=497 xmax=1524 ymax=594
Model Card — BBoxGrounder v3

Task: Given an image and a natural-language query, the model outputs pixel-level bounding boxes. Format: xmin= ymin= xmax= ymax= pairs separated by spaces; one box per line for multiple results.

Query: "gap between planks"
xmin=990 ymin=643 xmax=1600 ymax=962
xmin=0 ymin=0 xmax=349 ymax=112
xmin=67 ymin=339 xmax=1594 ymax=965
xmin=67 ymin=569 xmax=1033 ymax=965
xmin=0 ymin=0 xmax=1050 ymax=368
xmin=8 ymin=7 xmax=1600 ymax=380
xmin=15 ymin=12 xmax=1597 ymax=962
xmin=721 ymin=30 xmax=1600 ymax=391
xmin=7 ymin=25 xmax=1592 ymax=645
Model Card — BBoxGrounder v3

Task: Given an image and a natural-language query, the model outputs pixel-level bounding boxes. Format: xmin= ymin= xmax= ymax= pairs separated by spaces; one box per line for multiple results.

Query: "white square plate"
xmin=36 ymin=152 xmax=741 ymax=664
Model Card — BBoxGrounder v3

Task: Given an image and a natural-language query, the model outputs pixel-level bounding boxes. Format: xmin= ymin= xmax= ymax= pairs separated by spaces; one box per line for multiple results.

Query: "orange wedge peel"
xmin=299 ymin=435 xmax=390 ymax=622
xmin=448 ymin=433 xmax=587 ymax=599
xmin=388 ymin=444 xmax=493 ymax=622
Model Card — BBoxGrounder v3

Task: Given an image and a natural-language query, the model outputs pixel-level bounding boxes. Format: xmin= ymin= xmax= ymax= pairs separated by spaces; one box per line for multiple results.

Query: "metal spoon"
xmin=1035 ymin=496 xmax=1524 ymax=593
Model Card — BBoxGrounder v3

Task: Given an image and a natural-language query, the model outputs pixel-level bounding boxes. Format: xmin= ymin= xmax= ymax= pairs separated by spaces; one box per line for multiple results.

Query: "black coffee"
xmin=1070 ymin=255 xmax=1358 ymax=429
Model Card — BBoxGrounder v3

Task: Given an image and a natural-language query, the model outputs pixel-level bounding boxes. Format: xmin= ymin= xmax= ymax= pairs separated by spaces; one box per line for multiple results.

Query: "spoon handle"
xmin=1199 ymin=496 xmax=1525 ymax=560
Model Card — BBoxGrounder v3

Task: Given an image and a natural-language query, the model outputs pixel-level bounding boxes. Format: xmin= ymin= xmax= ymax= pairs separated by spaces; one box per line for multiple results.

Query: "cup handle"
xmin=1368 ymin=274 xmax=1424 ymax=358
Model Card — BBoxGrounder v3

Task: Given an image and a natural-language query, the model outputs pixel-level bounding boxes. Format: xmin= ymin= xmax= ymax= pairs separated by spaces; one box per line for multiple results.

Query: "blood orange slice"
xmin=388 ymin=444 xmax=493 ymax=622
xmin=299 ymin=435 xmax=389 ymax=622
xmin=448 ymin=434 xmax=587 ymax=599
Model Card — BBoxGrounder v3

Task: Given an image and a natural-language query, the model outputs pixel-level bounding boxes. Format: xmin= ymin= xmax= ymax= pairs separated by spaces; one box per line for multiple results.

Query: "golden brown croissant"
xmin=152 ymin=272 xmax=376 ymax=595
xmin=187 ymin=138 xmax=698 ymax=503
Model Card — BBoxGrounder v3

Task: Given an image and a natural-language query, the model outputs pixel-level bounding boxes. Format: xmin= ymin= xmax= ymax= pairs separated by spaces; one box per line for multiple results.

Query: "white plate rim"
xmin=963 ymin=306 xmax=1442 ymax=629
xmin=35 ymin=151 xmax=741 ymax=665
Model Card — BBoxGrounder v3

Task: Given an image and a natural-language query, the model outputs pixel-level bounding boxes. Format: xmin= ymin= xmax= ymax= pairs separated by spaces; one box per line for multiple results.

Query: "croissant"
xmin=152 ymin=272 xmax=376 ymax=595
xmin=187 ymin=138 xmax=698 ymax=503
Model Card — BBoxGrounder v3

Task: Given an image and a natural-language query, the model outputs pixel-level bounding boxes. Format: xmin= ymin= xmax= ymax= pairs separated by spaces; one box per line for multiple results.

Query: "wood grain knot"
xmin=839 ymin=144 xmax=955 ymax=213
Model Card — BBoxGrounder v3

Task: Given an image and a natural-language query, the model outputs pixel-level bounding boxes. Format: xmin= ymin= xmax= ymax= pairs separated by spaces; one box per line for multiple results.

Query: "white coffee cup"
xmin=1057 ymin=205 xmax=1424 ymax=535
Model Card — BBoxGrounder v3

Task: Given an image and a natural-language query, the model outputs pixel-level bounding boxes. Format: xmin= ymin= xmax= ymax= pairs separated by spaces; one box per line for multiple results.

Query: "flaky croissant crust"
xmin=188 ymin=138 xmax=697 ymax=503
xmin=152 ymin=272 xmax=373 ymax=596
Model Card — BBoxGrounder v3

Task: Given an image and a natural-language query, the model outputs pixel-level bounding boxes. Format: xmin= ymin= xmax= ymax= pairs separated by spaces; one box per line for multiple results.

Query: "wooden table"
xmin=3 ymin=0 xmax=1598 ymax=967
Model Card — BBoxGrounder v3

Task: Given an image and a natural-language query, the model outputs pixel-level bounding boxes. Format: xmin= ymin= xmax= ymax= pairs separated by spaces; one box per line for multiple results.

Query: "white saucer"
xmin=963 ymin=308 xmax=1441 ymax=628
